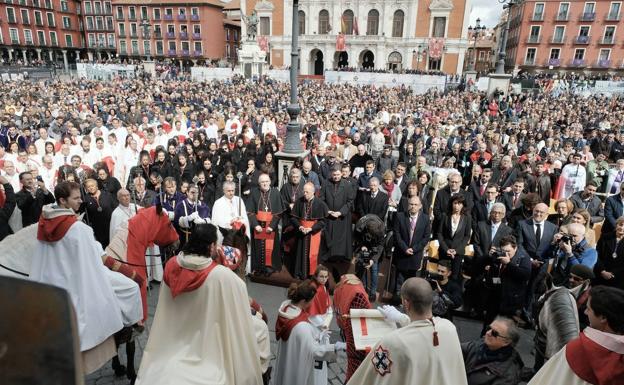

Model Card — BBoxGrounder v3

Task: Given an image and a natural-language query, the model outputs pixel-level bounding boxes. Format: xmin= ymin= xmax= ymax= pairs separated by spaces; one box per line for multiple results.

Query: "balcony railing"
xmin=574 ymin=35 xmax=590 ymax=44
xmin=153 ymin=31 xmax=162 ymax=39
xmin=179 ymin=32 xmax=188 ymax=39
xmin=166 ymin=32 xmax=175 ymax=39
xmin=129 ymin=32 xmax=138 ymax=38
xmin=7 ymin=17 xmax=17 ymax=24
xmin=191 ymin=14 xmax=199 ymax=21
xmin=606 ymin=12 xmax=621 ymax=21
xmin=164 ymin=14 xmax=173 ymax=21
xmin=600 ymin=36 xmax=615 ymax=45
xmin=570 ymin=58 xmax=585 ymax=67
xmin=192 ymin=33 xmax=201 ymax=40
xmin=193 ymin=50 xmax=202 ymax=57
xmin=156 ymin=50 xmax=163 ymax=56
xmin=551 ymin=35 xmax=565 ymax=44
xmin=153 ymin=15 xmax=161 ymax=21
xmin=181 ymin=49 xmax=189 ymax=56
xmin=547 ymin=58 xmax=561 ymax=67
xmin=177 ymin=14 xmax=186 ymax=21
xmin=555 ymin=12 xmax=569 ymax=21
xmin=116 ymin=14 xmax=124 ymax=20
xmin=523 ymin=58 xmax=536 ymax=66
xmin=119 ymin=49 xmax=127 ymax=55
xmin=580 ymin=12 xmax=596 ymax=21
xmin=597 ymin=59 xmax=611 ymax=68
xmin=527 ymin=35 xmax=541 ymax=44
xmin=531 ymin=13 xmax=544 ymax=21
xmin=167 ymin=49 xmax=176 ymax=56
xmin=118 ymin=32 xmax=126 ymax=38
xmin=11 ymin=39 xmax=20 ymax=44
xmin=128 ymin=15 xmax=137 ymax=21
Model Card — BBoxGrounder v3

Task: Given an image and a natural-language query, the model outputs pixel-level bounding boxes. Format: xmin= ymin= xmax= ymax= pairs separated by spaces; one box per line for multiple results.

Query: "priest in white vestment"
xmin=559 ymin=154 xmax=587 ymax=199
xmin=30 ymin=181 xmax=142 ymax=374
xmin=347 ymin=278 xmax=468 ymax=385
xmin=211 ymin=181 xmax=250 ymax=239
xmin=136 ymin=224 xmax=266 ymax=385
xmin=528 ymin=286 xmax=624 ymax=385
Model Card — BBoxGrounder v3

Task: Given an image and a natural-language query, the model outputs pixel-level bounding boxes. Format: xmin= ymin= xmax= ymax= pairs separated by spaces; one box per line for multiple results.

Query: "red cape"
xmin=566 ymin=332 xmax=624 ymax=385
xmin=163 ymin=257 xmax=217 ymax=298
xmin=275 ymin=304 xmax=309 ymax=341
xmin=37 ymin=214 xmax=77 ymax=242
xmin=308 ymin=282 xmax=331 ymax=316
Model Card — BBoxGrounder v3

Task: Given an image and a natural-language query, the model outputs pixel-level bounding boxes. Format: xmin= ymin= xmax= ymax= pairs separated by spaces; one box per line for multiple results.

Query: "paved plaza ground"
xmin=86 ymin=280 xmax=535 ymax=385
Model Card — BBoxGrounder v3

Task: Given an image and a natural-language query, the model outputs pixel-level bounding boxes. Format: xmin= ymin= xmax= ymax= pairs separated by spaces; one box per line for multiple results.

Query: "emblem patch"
xmin=371 ymin=345 xmax=392 ymax=376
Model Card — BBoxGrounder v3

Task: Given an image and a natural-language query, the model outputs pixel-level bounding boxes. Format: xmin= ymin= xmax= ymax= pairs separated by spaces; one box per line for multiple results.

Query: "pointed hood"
xmin=37 ymin=204 xmax=77 ymax=242
xmin=163 ymin=252 xmax=217 ymax=298
xmin=275 ymin=300 xmax=309 ymax=341
xmin=566 ymin=328 xmax=624 ymax=385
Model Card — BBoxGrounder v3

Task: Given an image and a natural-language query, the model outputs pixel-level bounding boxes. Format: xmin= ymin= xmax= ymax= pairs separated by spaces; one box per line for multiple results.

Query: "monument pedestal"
xmin=143 ymin=60 xmax=156 ymax=77
xmin=465 ymin=70 xmax=477 ymax=84
xmin=238 ymin=42 xmax=267 ymax=79
xmin=275 ymin=149 xmax=309 ymax=188
xmin=487 ymin=73 xmax=512 ymax=98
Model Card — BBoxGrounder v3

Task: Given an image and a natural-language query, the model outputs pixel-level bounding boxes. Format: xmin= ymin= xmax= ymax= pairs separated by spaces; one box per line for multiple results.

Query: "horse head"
xmin=218 ymin=225 xmax=249 ymax=276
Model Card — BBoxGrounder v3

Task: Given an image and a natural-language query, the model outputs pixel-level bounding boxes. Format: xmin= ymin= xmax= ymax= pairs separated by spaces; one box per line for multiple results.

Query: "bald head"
xmin=401 ymin=278 xmax=433 ymax=319
xmin=117 ymin=188 xmax=131 ymax=207
xmin=303 ymin=182 xmax=315 ymax=200
xmin=568 ymin=223 xmax=586 ymax=237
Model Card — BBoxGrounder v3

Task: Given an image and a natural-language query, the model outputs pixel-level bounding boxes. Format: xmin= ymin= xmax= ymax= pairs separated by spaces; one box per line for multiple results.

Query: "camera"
xmin=36 ymin=176 xmax=43 ymax=183
xmin=560 ymin=234 xmax=573 ymax=244
xmin=492 ymin=249 xmax=506 ymax=259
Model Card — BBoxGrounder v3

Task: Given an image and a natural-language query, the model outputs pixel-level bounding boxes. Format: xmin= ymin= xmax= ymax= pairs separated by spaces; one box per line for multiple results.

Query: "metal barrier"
xmin=0 ymin=65 xmax=55 ymax=81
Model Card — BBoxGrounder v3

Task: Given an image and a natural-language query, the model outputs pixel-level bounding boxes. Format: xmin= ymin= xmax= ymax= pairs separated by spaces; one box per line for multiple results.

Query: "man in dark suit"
xmin=131 ymin=176 xmax=157 ymax=208
xmin=432 ymin=172 xmax=473 ymax=231
xmin=501 ymin=178 xmax=526 ymax=219
xmin=0 ymin=175 xmax=16 ymax=241
xmin=394 ymin=162 xmax=410 ymax=195
xmin=472 ymin=203 xmax=514 ymax=269
xmin=570 ymin=182 xmax=604 ymax=225
xmin=534 ymin=162 xmax=552 ymax=205
xmin=356 ymin=177 xmax=388 ymax=219
xmin=516 ymin=202 xmax=557 ymax=265
xmin=15 ymin=171 xmax=55 ymax=227
xmin=472 ymin=183 xmax=501 ymax=229
xmin=603 ymin=181 xmax=624 ymax=234
xmin=467 ymin=167 xmax=493 ymax=204
xmin=393 ymin=195 xmax=431 ymax=292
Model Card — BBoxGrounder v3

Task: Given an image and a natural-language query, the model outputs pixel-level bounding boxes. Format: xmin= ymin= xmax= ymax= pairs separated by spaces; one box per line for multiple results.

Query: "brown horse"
xmin=219 ymin=225 xmax=249 ymax=280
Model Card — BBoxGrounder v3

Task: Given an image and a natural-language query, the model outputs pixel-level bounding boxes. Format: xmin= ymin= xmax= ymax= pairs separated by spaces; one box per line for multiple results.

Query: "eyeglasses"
xmin=486 ymin=325 xmax=510 ymax=340
xmin=570 ymin=274 xmax=584 ymax=282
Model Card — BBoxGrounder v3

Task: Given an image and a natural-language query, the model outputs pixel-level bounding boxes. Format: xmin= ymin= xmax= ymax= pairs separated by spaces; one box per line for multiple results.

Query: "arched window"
xmin=318 ymin=10 xmax=330 ymax=34
xmin=367 ymin=9 xmax=379 ymax=36
xmin=392 ymin=10 xmax=404 ymax=37
xmin=298 ymin=10 xmax=305 ymax=35
xmin=342 ymin=9 xmax=354 ymax=35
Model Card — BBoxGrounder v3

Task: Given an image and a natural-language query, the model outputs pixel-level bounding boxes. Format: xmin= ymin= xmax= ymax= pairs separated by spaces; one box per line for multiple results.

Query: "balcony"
xmin=523 ymin=58 xmax=536 ymax=66
xmin=597 ymin=59 xmax=611 ymax=68
xmin=11 ymin=39 xmax=20 ymax=45
xmin=551 ymin=35 xmax=566 ymax=44
xmin=153 ymin=15 xmax=161 ymax=21
xmin=164 ymin=14 xmax=173 ymax=21
xmin=22 ymin=19 xmax=30 ymax=25
xmin=570 ymin=58 xmax=585 ymax=67
xmin=193 ymin=50 xmax=202 ymax=57
xmin=119 ymin=49 xmax=128 ymax=55
xmin=574 ymin=35 xmax=590 ymax=44
xmin=118 ymin=32 xmax=126 ymax=38
xmin=192 ymin=32 xmax=201 ymax=40
xmin=606 ymin=12 xmax=621 ymax=21
xmin=547 ymin=58 xmax=561 ymax=67
xmin=167 ymin=49 xmax=176 ymax=56
xmin=153 ymin=31 xmax=162 ymax=39
xmin=600 ymin=36 xmax=615 ymax=45
xmin=181 ymin=49 xmax=189 ymax=56
xmin=555 ymin=12 xmax=569 ymax=21
xmin=156 ymin=50 xmax=164 ymax=56
xmin=527 ymin=35 xmax=541 ymax=44
xmin=580 ymin=12 xmax=596 ymax=21
xmin=166 ymin=32 xmax=175 ymax=39
xmin=25 ymin=40 xmax=34 ymax=45
xmin=191 ymin=14 xmax=199 ymax=21
xmin=177 ymin=14 xmax=186 ymax=21
xmin=50 ymin=41 xmax=59 ymax=47
xmin=179 ymin=32 xmax=188 ymax=39
xmin=531 ymin=13 xmax=544 ymax=21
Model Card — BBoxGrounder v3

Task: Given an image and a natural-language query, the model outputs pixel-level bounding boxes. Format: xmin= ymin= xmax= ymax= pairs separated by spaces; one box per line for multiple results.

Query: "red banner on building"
xmin=257 ymin=36 xmax=269 ymax=52
xmin=336 ymin=33 xmax=346 ymax=52
xmin=428 ymin=38 xmax=445 ymax=59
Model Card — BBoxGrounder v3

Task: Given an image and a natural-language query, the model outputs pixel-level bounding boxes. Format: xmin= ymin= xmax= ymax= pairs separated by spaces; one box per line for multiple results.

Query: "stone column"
xmin=8 ymin=49 xmax=13 ymax=61
xmin=62 ymin=50 xmax=68 ymax=71
xmin=96 ymin=51 xmax=102 ymax=60
xmin=22 ymin=49 xmax=28 ymax=63
xmin=48 ymin=50 xmax=54 ymax=62
xmin=87 ymin=51 xmax=94 ymax=62
xmin=36 ymin=49 xmax=42 ymax=61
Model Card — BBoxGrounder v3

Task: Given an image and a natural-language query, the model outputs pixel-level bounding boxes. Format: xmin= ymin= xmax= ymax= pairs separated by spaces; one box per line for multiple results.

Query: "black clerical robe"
xmin=320 ymin=179 xmax=354 ymax=262
xmin=290 ymin=197 xmax=329 ymax=279
xmin=247 ymin=187 xmax=285 ymax=273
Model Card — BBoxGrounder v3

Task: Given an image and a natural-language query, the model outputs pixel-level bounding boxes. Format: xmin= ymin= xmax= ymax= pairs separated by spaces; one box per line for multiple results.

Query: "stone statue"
xmin=243 ymin=11 xmax=259 ymax=41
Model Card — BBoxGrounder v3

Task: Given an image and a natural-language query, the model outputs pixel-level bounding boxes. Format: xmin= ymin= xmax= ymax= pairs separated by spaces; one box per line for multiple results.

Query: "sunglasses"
xmin=486 ymin=325 xmax=509 ymax=340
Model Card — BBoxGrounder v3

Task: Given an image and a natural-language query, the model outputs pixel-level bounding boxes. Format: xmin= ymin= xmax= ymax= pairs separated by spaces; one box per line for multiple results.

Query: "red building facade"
xmin=506 ymin=0 xmax=624 ymax=72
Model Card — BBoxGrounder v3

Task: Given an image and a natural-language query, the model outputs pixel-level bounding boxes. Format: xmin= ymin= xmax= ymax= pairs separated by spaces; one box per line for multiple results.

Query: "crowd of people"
xmin=1 ymin=73 xmax=624 ymax=385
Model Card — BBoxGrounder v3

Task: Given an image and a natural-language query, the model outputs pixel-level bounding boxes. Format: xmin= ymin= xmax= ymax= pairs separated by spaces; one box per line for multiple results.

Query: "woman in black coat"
xmin=436 ymin=194 xmax=472 ymax=280
xmin=95 ymin=165 xmax=122 ymax=204
xmin=83 ymin=178 xmax=117 ymax=248
xmin=594 ymin=217 xmax=624 ymax=290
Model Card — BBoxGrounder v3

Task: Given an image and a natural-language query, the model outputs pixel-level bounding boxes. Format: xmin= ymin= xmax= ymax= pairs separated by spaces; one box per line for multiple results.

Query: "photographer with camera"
xmin=550 ymin=223 xmax=598 ymax=286
xmin=482 ymin=235 xmax=531 ymax=332
xmin=15 ymin=171 xmax=55 ymax=227
xmin=429 ymin=260 xmax=462 ymax=321
xmin=353 ymin=214 xmax=386 ymax=301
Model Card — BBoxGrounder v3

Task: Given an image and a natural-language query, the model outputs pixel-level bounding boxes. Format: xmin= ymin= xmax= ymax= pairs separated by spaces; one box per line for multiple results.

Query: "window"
xmin=432 ymin=17 xmax=446 ymax=37
xmin=609 ymin=2 xmax=621 ymax=19
xmin=130 ymin=23 xmax=137 ymax=36
xmin=194 ymin=41 xmax=201 ymax=53
xmin=260 ymin=16 xmax=270 ymax=36
xmin=298 ymin=10 xmax=305 ymax=35
xmin=108 ymin=34 xmax=114 ymax=47
xmin=529 ymin=25 xmax=540 ymax=43
xmin=392 ymin=10 xmax=404 ymax=37
xmin=153 ymin=8 xmax=161 ymax=20
xmin=21 ymin=9 xmax=29 ymax=24
xmin=599 ymin=48 xmax=610 ymax=61
xmin=46 ymin=12 xmax=54 ymax=26
xmin=143 ymin=40 xmax=150 ymax=54
xmin=168 ymin=41 xmax=175 ymax=50
xmin=44 ymin=0 xmax=51 ymax=9
xmin=118 ymin=23 xmax=125 ymax=34
xmin=318 ymin=10 xmax=329 ymax=34
xmin=96 ymin=16 xmax=103 ymax=30
xmin=191 ymin=8 xmax=198 ymax=16
xmin=165 ymin=8 xmax=173 ymax=16
xmin=24 ymin=29 xmax=32 ymax=44
xmin=94 ymin=1 xmax=101 ymax=13
xmin=131 ymin=40 xmax=138 ymax=54
xmin=428 ymin=58 xmax=441 ymax=71
xmin=7 ymin=8 xmax=16 ymax=23
xmin=141 ymin=6 xmax=147 ymax=20
xmin=88 ymin=33 xmax=95 ymax=46
xmin=34 ymin=10 xmax=42 ymax=25
xmin=156 ymin=41 xmax=163 ymax=54
xmin=583 ymin=2 xmax=595 ymax=14
xmin=60 ymin=0 xmax=68 ymax=12
xmin=181 ymin=41 xmax=189 ymax=51
xmin=129 ymin=7 xmax=136 ymax=20
xmin=193 ymin=24 xmax=200 ymax=34
xmin=367 ymin=9 xmax=379 ymax=36
xmin=120 ymin=40 xmax=127 ymax=53
xmin=574 ymin=48 xmax=585 ymax=60
xmin=342 ymin=10 xmax=354 ymax=35
xmin=550 ymin=48 xmax=560 ymax=59
xmin=86 ymin=16 xmax=94 ymax=29
xmin=558 ymin=3 xmax=570 ymax=19
xmin=525 ymin=48 xmax=536 ymax=64
xmin=604 ymin=26 xmax=616 ymax=43
xmin=105 ymin=2 xmax=112 ymax=14
xmin=62 ymin=16 xmax=70 ymax=28
xmin=32 ymin=0 xmax=39 ymax=7
xmin=533 ymin=3 xmax=544 ymax=20
xmin=106 ymin=16 xmax=113 ymax=30
xmin=167 ymin=24 xmax=174 ymax=33
xmin=178 ymin=8 xmax=185 ymax=15
xmin=116 ymin=6 xmax=123 ymax=19
xmin=9 ymin=28 xmax=19 ymax=44
xmin=37 ymin=30 xmax=45 ymax=44
xmin=579 ymin=26 xmax=590 ymax=36
xmin=553 ymin=25 xmax=565 ymax=42
xmin=478 ymin=51 xmax=486 ymax=61
xmin=49 ymin=31 xmax=57 ymax=45
xmin=65 ymin=34 xmax=73 ymax=47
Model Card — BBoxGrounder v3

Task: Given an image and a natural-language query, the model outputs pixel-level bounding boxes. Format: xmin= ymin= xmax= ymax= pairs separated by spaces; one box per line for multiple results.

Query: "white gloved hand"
xmin=334 ymin=342 xmax=347 ymax=352
xmin=377 ymin=305 xmax=404 ymax=324
xmin=194 ymin=217 xmax=207 ymax=225
xmin=179 ymin=216 xmax=190 ymax=228
xmin=166 ymin=210 xmax=175 ymax=222
xmin=189 ymin=211 xmax=201 ymax=220
xmin=319 ymin=329 xmax=331 ymax=343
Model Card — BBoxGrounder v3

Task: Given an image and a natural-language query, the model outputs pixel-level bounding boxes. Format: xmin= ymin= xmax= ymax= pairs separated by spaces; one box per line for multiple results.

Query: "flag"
xmin=257 ymin=35 xmax=269 ymax=52
xmin=353 ymin=17 xmax=359 ymax=35
xmin=429 ymin=38 xmax=445 ymax=59
xmin=336 ymin=33 xmax=346 ymax=52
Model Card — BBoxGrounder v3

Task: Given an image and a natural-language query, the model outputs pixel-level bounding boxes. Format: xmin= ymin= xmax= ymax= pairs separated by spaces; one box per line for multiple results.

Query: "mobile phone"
xmin=36 ymin=176 xmax=43 ymax=182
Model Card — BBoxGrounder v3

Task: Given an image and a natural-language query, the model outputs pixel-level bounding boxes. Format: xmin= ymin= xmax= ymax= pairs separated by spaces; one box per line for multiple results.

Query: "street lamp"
xmin=283 ymin=0 xmax=303 ymax=154
xmin=140 ymin=19 xmax=151 ymax=61
xmin=467 ymin=18 xmax=486 ymax=72
xmin=415 ymin=44 xmax=426 ymax=71
xmin=496 ymin=0 xmax=523 ymax=73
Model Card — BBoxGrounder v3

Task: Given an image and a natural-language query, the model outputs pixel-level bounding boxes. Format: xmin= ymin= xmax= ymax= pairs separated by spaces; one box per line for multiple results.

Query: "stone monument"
xmin=238 ymin=11 xmax=267 ymax=79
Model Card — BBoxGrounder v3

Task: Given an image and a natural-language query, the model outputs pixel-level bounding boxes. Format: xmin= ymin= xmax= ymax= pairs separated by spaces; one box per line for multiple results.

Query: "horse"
xmin=0 ymin=204 xmax=179 ymax=384
xmin=218 ymin=225 xmax=249 ymax=280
